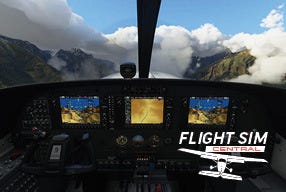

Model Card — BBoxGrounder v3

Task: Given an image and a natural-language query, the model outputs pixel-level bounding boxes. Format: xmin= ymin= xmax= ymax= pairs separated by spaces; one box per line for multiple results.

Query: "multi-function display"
xmin=125 ymin=97 xmax=164 ymax=124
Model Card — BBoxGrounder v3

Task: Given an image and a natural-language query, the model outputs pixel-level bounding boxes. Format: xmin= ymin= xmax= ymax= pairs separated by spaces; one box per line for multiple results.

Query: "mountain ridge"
xmin=0 ymin=35 xmax=51 ymax=62
xmin=0 ymin=35 xmax=116 ymax=88
xmin=0 ymin=36 xmax=61 ymax=88
xmin=0 ymin=35 xmax=270 ymax=88
xmin=184 ymin=50 xmax=233 ymax=77
xmin=189 ymin=50 xmax=256 ymax=81
xmin=54 ymin=48 xmax=115 ymax=80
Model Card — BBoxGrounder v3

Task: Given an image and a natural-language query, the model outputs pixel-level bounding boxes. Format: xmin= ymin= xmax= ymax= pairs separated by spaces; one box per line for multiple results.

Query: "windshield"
xmin=0 ymin=0 xmax=285 ymax=88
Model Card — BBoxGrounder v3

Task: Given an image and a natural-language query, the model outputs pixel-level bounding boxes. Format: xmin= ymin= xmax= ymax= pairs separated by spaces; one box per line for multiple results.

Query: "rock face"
xmin=54 ymin=48 xmax=115 ymax=80
xmin=3 ymin=34 xmax=284 ymax=88
xmin=189 ymin=50 xmax=256 ymax=81
xmin=0 ymin=35 xmax=116 ymax=88
xmin=0 ymin=36 xmax=61 ymax=88
xmin=0 ymin=35 xmax=52 ymax=62
xmin=184 ymin=50 xmax=233 ymax=77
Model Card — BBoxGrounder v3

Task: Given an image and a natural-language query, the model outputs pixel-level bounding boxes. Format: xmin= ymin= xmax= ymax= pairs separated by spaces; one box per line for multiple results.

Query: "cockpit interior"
xmin=0 ymin=1 xmax=286 ymax=192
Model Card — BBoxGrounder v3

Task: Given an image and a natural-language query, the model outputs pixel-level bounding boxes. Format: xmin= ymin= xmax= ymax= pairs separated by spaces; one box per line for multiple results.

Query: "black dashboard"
xmin=0 ymin=79 xmax=285 ymax=180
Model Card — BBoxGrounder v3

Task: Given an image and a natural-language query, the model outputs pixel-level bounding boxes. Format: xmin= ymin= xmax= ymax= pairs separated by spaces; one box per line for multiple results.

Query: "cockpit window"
xmin=0 ymin=1 xmax=285 ymax=88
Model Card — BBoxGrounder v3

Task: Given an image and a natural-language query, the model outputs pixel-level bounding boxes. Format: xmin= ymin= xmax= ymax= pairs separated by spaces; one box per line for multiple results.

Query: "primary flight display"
xmin=60 ymin=96 xmax=100 ymax=124
xmin=188 ymin=97 xmax=229 ymax=125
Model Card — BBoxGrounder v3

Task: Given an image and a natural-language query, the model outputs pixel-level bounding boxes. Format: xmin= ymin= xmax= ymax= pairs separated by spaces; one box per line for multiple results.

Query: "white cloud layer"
xmin=190 ymin=23 xmax=227 ymax=57
xmin=0 ymin=0 xmax=107 ymax=49
xmin=225 ymin=29 xmax=286 ymax=84
xmin=104 ymin=24 xmax=226 ymax=76
xmin=151 ymin=25 xmax=193 ymax=75
xmin=224 ymin=5 xmax=286 ymax=84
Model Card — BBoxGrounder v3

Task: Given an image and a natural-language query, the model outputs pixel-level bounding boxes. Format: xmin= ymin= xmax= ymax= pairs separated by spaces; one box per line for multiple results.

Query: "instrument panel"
xmin=1 ymin=79 xmax=283 ymax=173
xmin=13 ymin=80 xmax=274 ymax=158
xmin=22 ymin=94 xmax=237 ymax=131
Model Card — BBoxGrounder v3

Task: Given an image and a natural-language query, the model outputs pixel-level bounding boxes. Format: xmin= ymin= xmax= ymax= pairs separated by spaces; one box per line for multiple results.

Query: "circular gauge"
xmin=132 ymin=135 xmax=144 ymax=147
xmin=149 ymin=135 xmax=160 ymax=147
xmin=116 ymin=136 xmax=128 ymax=146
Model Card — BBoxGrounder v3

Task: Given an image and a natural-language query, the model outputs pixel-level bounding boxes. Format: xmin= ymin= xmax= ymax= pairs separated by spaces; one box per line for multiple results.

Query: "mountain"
xmin=1 ymin=35 xmax=280 ymax=88
xmin=188 ymin=50 xmax=256 ymax=81
xmin=0 ymin=35 xmax=51 ymax=62
xmin=0 ymin=35 xmax=116 ymax=88
xmin=0 ymin=36 xmax=61 ymax=88
xmin=184 ymin=50 xmax=233 ymax=77
xmin=54 ymin=48 xmax=115 ymax=80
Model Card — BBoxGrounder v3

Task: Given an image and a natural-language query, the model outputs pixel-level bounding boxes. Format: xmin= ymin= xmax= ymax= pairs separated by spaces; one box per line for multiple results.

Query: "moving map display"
xmin=60 ymin=96 xmax=100 ymax=124
xmin=125 ymin=97 xmax=164 ymax=124
xmin=188 ymin=97 xmax=229 ymax=125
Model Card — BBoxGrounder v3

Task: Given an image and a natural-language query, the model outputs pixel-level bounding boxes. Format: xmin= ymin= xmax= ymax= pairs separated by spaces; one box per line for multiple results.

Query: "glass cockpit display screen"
xmin=188 ymin=97 xmax=229 ymax=125
xmin=125 ymin=97 xmax=164 ymax=124
xmin=60 ymin=96 xmax=100 ymax=124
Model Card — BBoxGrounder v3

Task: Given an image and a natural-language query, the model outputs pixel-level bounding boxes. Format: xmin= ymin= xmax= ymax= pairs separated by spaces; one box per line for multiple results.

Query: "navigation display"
xmin=125 ymin=97 xmax=164 ymax=124
xmin=60 ymin=96 xmax=100 ymax=124
xmin=188 ymin=97 xmax=229 ymax=125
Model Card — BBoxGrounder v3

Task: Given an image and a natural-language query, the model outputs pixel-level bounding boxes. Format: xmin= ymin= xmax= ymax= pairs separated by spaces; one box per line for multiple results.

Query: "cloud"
xmin=1 ymin=0 xmax=286 ymax=84
xmin=104 ymin=27 xmax=138 ymax=66
xmin=260 ymin=5 xmax=284 ymax=30
xmin=278 ymin=4 xmax=284 ymax=9
xmin=105 ymin=24 xmax=227 ymax=76
xmin=230 ymin=55 xmax=286 ymax=84
xmin=47 ymin=56 xmax=67 ymax=71
xmin=61 ymin=59 xmax=101 ymax=81
xmin=190 ymin=23 xmax=227 ymax=57
xmin=105 ymin=25 xmax=193 ymax=76
xmin=224 ymin=5 xmax=286 ymax=84
xmin=0 ymin=0 xmax=107 ymax=49
xmin=0 ymin=0 xmax=129 ymax=72
xmin=2 ymin=0 xmax=73 ymax=29
xmin=223 ymin=33 xmax=251 ymax=53
xmin=105 ymin=25 xmax=194 ymax=76
xmin=105 ymin=27 xmax=138 ymax=50
xmin=0 ymin=0 xmax=227 ymax=77
xmin=226 ymin=29 xmax=286 ymax=84
xmin=151 ymin=25 xmax=193 ymax=76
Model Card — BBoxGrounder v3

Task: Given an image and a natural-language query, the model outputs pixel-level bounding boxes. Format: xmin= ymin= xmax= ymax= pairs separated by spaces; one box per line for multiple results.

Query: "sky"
xmin=0 ymin=0 xmax=285 ymax=85
xmin=60 ymin=97 xmax=100 ymax=110
xmin=190 ymin=97 xmax=229 ymax=110
xmin=68 ymin=0 xmax=285 ymax=34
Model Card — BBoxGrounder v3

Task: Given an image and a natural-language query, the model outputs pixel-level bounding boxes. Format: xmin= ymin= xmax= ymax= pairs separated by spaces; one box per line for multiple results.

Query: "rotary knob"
xmin=149 ymin=135 xmax=160 ymax=147
xmin=116 ymin=136 xmax=128 ymax=146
